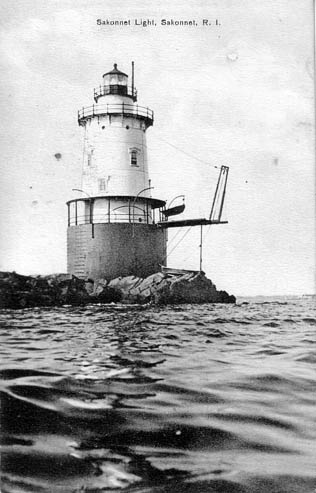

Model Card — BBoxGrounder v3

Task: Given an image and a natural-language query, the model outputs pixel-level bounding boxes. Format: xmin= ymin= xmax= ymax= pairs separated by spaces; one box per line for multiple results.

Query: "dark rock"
xmin=152 ymin=272 xmax=236 ymax=305
xmin=94 ymin=286 xmax=122 ymax=303
xmin=0 ymin=271 xmax=235 ymax=309
xmin=0 ymin=272 xmax=54 ymax=309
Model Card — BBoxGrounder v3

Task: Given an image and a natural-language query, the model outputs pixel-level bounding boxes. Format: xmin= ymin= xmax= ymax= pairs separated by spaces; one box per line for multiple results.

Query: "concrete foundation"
xmin=67 ymin=223 xmax=167 ymax=280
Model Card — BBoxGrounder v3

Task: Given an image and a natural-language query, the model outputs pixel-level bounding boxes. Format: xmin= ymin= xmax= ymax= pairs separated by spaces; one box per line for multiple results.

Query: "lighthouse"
xmin=67 ymin=63 xmax=167 ymax=280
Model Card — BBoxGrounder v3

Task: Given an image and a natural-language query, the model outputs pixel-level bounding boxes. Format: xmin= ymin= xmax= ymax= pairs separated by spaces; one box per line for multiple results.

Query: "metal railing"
xmin=68 ymin=213 xmax=153 ymax=227
xmin=94 ymin=84 xmax=137 ymax=102
xmin=78 ymin=102 xmax=153 ymax=126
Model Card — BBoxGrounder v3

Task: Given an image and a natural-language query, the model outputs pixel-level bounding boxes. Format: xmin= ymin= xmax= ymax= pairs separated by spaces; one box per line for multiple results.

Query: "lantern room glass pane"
xmin=103 ymin=73 xmax=128 ymax=86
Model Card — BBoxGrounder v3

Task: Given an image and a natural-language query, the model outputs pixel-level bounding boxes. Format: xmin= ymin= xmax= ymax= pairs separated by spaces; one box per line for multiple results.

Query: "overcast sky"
xmin=0 ymin=0 xmax=314 ymax=296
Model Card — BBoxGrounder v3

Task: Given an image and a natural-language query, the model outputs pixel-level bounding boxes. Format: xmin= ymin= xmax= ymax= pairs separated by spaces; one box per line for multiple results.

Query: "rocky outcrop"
xmin=0 ymin=271 xmax=235 ymax=309
xmin=107 ymin=272 xmax=235 ymax=305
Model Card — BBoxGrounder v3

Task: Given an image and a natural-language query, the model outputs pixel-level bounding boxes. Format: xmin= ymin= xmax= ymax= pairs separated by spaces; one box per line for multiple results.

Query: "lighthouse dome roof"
xmin=103 ymin=63 xmax=128 ymax=78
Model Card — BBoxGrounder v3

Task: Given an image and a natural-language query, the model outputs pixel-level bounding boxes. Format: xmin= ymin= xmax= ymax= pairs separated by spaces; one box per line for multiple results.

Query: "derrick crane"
xmin=158 ymin=165 xmax=229 ymax=229
xmin=158 ymin=165 xmax=230 ymax=272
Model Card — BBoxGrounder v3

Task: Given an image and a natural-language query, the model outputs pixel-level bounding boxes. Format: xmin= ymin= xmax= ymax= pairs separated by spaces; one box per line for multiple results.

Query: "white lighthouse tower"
xmin=67 ymin=63 xmax=167 ymax=280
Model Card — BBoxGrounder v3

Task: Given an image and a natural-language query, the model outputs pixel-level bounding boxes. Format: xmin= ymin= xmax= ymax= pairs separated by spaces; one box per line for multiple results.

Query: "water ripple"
xmin=1 ymin=296 xmax=315 ymax=492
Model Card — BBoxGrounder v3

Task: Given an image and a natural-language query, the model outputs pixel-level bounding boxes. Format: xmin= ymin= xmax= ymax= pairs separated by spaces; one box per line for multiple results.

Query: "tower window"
xmin=129 ymin=147 xmax=140 ymax=167
xmin=131 ymin=150 xmax=137 ymax=166
xmin=98 ymin=178 xmax=106 ymax=191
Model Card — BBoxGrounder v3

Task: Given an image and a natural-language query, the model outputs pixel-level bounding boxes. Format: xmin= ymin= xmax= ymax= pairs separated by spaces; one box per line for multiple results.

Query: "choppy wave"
xmin=1 ymin=297 xmax=316 ymax=492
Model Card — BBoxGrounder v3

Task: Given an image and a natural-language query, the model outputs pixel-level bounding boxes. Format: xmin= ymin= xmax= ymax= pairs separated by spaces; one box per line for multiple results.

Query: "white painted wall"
xmin=81 ymin=88 xmax=152 ymax=199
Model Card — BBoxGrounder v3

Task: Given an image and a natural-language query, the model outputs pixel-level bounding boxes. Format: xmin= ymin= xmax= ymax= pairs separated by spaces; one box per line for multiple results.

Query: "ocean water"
xmin=0 ymin=297 xmax=315 ymax=493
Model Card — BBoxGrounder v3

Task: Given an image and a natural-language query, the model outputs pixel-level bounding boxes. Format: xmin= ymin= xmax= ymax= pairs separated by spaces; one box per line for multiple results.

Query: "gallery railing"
xmin=78 ymin=103 xmax=153 ymax=126
xmin=68 ymin=213 xmax=153 ymax=227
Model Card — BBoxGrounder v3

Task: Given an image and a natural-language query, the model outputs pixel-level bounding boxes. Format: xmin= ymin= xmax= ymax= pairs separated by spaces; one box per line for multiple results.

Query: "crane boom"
xmin=158 ymin=165 xmax=229 ymax=229
xmin=209 ymin=165 xmax=229 ymax=222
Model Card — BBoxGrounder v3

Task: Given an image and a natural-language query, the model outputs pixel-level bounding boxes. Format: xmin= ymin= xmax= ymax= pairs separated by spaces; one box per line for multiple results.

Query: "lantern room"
xmin=103 ymin=63 xmax=128 ymax=87
xmin=93 ymin=63 xmax=137 ymax=102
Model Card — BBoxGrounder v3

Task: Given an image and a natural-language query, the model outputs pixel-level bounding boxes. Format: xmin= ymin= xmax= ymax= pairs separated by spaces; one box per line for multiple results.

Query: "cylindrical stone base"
xmin=67 ymin=223 xmax=167 ymax=280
